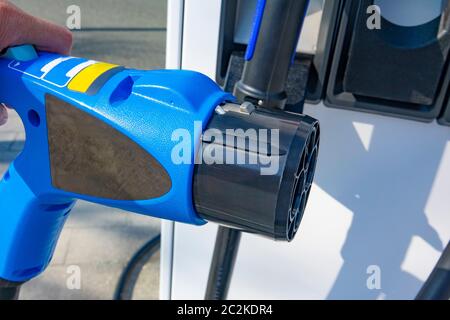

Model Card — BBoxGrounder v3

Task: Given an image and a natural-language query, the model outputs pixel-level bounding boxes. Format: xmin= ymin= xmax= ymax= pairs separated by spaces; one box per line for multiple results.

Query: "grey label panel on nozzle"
xmin=46 ymin=94 xmax=172 ymax=200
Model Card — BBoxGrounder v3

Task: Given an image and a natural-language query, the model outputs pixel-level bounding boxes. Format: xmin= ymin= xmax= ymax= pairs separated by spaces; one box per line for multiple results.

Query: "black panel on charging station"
xmin=324 ymin=0 xmax=450 ymax=122
xmin=439 ymin=99 xmax=450 ymax=126
xmin=305 ymin=0 xmax=344 ymax=103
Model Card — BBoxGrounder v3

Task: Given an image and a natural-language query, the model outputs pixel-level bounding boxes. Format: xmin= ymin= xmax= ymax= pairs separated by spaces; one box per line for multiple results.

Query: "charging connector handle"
xmin=234 ymin=0 xmax=310 ymax=109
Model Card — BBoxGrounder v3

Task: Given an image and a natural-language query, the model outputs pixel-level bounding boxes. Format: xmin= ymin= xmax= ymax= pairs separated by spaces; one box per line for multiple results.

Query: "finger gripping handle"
xmin=0 ymin=164 xmax=75 ymax=282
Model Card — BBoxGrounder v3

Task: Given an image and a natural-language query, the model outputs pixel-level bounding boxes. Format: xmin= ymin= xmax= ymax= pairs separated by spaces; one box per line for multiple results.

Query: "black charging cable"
xmin=114 ymin=234 xmax=161 ymax=300
xmin=0 ymin=279 xmax=21 ymax=300
xmin=416 ymin=241 xmax=450 ymax=300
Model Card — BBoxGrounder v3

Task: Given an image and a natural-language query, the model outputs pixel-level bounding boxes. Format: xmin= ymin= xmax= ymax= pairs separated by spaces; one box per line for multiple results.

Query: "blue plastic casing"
xmin=0 ymin=48 xmax=233 ymax=282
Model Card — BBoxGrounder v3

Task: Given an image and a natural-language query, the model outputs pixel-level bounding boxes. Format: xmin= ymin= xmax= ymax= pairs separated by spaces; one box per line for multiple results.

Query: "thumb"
xmin=20 ymin=15 xmax=74 ymax=55
xmin=0 ymin=1 xmax=73 ymax=55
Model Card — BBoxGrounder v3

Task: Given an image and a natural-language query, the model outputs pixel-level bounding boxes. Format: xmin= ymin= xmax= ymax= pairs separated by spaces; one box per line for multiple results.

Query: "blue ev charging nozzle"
xmin=0 ymin=45 xmax=320 ymax=289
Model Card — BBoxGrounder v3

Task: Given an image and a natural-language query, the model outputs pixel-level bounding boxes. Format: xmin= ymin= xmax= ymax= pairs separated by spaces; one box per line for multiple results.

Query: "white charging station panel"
xmin=162 ymin=0 xmax=450 ymax=300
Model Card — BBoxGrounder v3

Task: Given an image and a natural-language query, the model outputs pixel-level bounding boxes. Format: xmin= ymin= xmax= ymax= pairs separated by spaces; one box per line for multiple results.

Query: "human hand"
xmin=0 ymin=0 xmax=73 ymax=55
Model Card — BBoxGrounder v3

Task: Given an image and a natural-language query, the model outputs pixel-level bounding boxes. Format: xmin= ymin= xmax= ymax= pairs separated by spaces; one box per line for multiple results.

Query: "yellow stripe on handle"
xmin=68 ymin=62 xmax=119 ymax=93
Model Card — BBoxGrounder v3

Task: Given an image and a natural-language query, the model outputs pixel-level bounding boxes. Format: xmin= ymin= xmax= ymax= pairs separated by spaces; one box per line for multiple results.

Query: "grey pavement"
xmin=2 ymin=0 xmax=168 ymax=299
